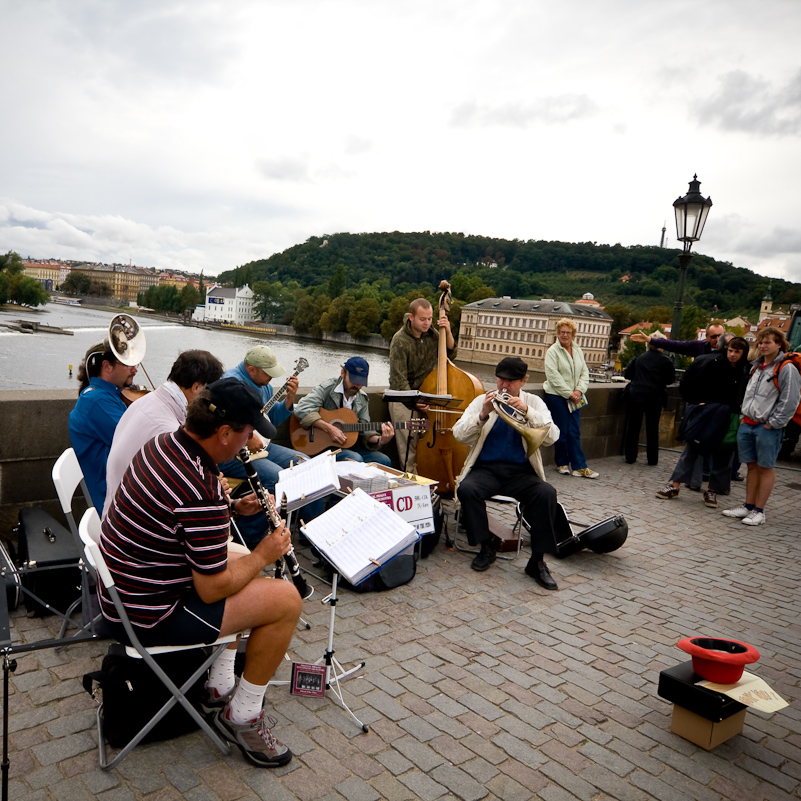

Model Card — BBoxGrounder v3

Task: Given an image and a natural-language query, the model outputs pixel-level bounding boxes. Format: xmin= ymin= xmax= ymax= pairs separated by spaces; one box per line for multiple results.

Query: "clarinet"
xmin=237 ymin=448 xmax=314 ymax=600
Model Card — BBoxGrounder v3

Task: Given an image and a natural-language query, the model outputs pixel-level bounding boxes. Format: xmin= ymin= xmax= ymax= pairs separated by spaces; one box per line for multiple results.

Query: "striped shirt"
xmin=99 ymin=429 xmax=230 ymax=628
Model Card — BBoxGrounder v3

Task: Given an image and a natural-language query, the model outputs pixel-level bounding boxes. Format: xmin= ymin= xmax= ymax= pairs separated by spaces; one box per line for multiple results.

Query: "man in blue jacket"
xmin=219 ymin=346 xmax=314 ymax=545
xmin=69 ymin=339 xmax=139 ymax=509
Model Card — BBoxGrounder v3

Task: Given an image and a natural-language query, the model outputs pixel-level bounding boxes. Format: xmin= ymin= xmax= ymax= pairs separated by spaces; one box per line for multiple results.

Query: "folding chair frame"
xmin=451 ymin=495 xmax=523 ymax=561
xmin=51 ymin=448 xmax=101 ymax=643
xmin=78 ymin=509 xmax=238 ymax=770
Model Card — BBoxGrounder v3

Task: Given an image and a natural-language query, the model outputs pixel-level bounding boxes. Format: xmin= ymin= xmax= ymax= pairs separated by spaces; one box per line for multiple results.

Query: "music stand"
xmin=314 ymin=571 xmax=368 ymax=732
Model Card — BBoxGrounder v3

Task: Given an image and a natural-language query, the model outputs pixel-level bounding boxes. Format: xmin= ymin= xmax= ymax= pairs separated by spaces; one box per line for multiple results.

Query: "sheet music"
xmin=301 ymin=489 xmax=418 ymax=584
xmin=274 ymin=451 xmax=340 ymax=510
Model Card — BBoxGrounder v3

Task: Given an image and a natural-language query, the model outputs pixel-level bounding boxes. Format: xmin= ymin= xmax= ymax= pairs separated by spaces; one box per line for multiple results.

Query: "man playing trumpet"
xmin=453 ymin=357 xmax=563 ymax=589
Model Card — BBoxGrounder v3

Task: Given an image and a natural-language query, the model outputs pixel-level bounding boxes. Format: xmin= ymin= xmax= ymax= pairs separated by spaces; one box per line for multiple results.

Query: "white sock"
xmin=205 ymin=647 xmax=237 ymax=698
xmin=228 ymin=676 xmax=268 ymax=724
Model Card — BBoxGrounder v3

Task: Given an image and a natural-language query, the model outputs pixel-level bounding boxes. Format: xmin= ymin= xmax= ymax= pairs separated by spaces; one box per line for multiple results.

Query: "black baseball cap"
xmin=206 ymin=377 xmax=276 ymax=440
xmin=495 ymin=357 xmax=528 ymax=381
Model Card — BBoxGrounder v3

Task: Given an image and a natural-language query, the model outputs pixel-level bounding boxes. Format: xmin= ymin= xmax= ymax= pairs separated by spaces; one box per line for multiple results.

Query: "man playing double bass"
xmin=453 ymin=357 xmax=563 ymax=590
xmin=388 ymin=298 xmax=455 ymax=473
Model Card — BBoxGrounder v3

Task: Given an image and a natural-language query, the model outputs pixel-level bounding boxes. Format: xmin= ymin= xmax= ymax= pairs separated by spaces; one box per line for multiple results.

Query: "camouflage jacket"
xmin=388 ymin=316 xmax=456 ymax=391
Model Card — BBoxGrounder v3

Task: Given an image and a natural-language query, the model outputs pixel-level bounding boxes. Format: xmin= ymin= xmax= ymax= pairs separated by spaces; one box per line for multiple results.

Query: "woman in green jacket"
xmin=543 ymin=318 xmax=599 ymax=478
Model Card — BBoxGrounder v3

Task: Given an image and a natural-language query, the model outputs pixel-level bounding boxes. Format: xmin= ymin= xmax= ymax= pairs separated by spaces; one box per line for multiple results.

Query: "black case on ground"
xmin=658 ymin=661 xmax=747 ymax=721
xmin=520 ymin=503 xmax=628 ymax=559
xmin=0 ymin=540 xmax=21 ymax=611
xmin=15 ymin=506 xmax=81 ymax=617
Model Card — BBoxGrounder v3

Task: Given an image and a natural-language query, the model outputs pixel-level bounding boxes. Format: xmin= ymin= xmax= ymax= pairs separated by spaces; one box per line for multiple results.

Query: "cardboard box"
xmin=670 ymin=704 xmax=745 ymax=750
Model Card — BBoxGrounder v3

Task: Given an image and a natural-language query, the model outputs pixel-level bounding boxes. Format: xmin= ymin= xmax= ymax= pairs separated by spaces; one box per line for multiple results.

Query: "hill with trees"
xmin=211 ymin=232 xmax=801 ymax=343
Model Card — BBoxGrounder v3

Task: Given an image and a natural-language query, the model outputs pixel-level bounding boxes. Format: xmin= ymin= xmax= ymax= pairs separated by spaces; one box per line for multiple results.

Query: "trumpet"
xmin=491 ymin=391 xmax=552 ymax=457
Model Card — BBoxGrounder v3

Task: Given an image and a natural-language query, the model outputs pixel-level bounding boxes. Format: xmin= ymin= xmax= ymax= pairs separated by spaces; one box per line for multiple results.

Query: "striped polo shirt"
xmin=99 ymin=428 xmax=230 ymax=628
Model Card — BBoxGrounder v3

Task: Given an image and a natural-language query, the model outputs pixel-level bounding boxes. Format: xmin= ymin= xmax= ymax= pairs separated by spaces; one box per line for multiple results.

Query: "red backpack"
xmin=771 ymin=352 xmax=801 ymax=426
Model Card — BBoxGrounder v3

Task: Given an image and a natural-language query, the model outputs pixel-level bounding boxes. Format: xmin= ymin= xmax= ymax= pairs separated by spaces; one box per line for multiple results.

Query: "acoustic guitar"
xmin=289 ymin=407 xmax=429 ymax=456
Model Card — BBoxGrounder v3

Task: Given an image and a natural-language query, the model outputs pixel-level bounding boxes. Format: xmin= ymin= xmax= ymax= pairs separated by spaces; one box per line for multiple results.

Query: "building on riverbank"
xmin=193 ymin=284 xmax=257 ymax=325
xmin=457 ymin=294 xmax=613 ymax=371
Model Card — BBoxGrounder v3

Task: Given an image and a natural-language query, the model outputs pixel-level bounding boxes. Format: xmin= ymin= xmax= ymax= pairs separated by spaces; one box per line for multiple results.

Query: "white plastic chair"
xmin=51 ymin=448 xmax=99 ymax=640
xmin=78 ymin=508 xmax=238 ymax=770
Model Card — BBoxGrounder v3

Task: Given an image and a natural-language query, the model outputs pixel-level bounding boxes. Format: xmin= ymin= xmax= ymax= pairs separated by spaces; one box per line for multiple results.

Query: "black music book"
xmin=382 ymin=390 xmax=463 ymax=409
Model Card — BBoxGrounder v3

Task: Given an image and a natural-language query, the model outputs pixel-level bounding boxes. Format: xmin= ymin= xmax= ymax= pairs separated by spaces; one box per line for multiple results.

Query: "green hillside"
xmin=215 ymin=232 xmax=801 ymax=342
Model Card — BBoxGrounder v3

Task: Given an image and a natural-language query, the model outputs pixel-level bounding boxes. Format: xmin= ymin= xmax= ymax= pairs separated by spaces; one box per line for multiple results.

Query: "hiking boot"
xmin=200 ymin=685 xmax=235 ymax=718
xmin=742 ymin=510 xmax=766 ymax=526
xmin=556 ymin=465 xmax=571 ymax=475
xmin=471 ymin=543 xmax=496 ymax=572
xmin=722 ymin=505 xmax=750 ymax=518
xmin=703 ymin=490 xmax=717 ymax=508
xmin=215 ymin=707 xmax=292 ymax=768
xmin=656 ymin=484 xmax=679 ymax=499
xmin=571 ymin=467 xmax=599 ymax=479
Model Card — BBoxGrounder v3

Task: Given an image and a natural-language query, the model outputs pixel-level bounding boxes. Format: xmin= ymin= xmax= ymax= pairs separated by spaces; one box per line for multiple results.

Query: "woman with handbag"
xmin=544 ymin=318 xmax=598 ymax=478
xmin=656 ymin=336 xmax=750 ymax=507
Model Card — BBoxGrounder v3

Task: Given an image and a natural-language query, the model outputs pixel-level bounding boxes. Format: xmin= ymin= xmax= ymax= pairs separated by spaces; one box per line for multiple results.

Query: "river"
xmin=0 ymin=304 xmax=518 ymax=391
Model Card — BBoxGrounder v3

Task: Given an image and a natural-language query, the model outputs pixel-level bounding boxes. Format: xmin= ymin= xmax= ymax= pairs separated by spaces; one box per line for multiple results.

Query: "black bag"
xmin=15 ymin=506 xmax=81 ymax=617
xmin=83 ymin=643 xmax=208 ymax=748
xmin=419 ymin=490 xmax=443 ymax=559
xmin=0 ymin=540 xmax=21 ymax=611
xmin=337 ymin=543 xmax=418 ymax=593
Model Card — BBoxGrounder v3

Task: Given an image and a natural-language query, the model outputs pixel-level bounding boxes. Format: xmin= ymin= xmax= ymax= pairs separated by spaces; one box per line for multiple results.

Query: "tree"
xmin=644 ymin=306 xmax=672 ymax=324
xmin=12 ymin=275 xmax=49 ymax=306
xmin=61 ymin=272 xmax=92 ymax=295
xmin=604 ymin=303 xmax=635 ymax=351
xmin=327 ymin=263 xmax=348 ymax=298
xmin=177 ymin=284 xmax=200 ymax=311
xmin=346 ymin=297 xmax=381 ymax=338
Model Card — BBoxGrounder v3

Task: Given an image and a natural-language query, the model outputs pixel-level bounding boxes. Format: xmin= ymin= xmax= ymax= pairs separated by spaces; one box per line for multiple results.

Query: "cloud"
xmin=256 ymin=157 xmax=312 ymax=182
xmin=344 ymin=136 xmax=373 ymax=156
xmin=693 ymin=69 xmax=801 ymax=136
xmin=450 ymin=95 xmax=599 ymax=129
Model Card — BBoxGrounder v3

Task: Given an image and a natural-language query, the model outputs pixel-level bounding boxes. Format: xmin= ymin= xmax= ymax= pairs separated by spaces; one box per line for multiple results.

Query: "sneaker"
xmin=742 ymin=510 xmax=766 ymax=526
xmin=215 ymin=706 xmax=292 ymax=768
xmin=703 ymin=490 xmax=717 ymax=508
xmin=722 ymin=505 xmax=751 ymax=519
xmin=471 ymin=543 xmax=496 ymax=572
xmin=556 ymin=465 xmax=571 ymax=475
xmin=656 ymin=484 xmax=679 ymax=499
xmin=200 ymin=685 xmax=235 ymax=718
xmin=571 ymin=468 xmax=599 ymax=479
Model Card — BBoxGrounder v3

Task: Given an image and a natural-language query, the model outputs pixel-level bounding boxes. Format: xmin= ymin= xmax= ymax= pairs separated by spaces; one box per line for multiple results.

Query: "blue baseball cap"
xmin=344 ymin=357 xmax=370 ymax=386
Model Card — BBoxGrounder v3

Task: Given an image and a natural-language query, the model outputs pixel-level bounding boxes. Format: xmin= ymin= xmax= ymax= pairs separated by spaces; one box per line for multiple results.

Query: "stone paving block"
xmin=8 ymin=705 xmax=57 ymax=734
xmin=32 ymin=731 xmax=95 ymax=766
xmin=26 ymin=763 xmax=64 ymax=790
xmin=46 ymin=709 xmax=97 ymax=738
xmin=539 ymin=760 xmax=601 ymax=801
xmin=392 ymin=735 xmax=446 ymax=773
xmin=397 ymin=769 xmax=448 ymax=801
xmin=429 ymin=764 xmax=488 ymax=801
xmin=333 ymin=776 xmax=381 ymax=801
xmin=369 ymin=772 xmax=417 ymax=801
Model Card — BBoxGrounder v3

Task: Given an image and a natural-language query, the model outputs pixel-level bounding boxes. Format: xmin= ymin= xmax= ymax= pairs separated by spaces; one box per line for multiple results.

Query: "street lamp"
xmin=670 ymin=174 xmax=712 ymax=351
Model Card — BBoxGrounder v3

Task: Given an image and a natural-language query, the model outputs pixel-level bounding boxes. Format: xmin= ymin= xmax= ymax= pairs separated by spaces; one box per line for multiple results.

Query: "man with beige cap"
xmin=218 ymin=346 xmax=310 ymax=545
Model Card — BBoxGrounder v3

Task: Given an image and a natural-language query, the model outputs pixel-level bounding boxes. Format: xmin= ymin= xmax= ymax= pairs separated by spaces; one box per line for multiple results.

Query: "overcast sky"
xmin=2 ymin=0 xmax=800 ymax=284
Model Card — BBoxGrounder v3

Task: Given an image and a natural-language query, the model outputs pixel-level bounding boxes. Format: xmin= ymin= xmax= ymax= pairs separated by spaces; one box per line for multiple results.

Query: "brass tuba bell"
xmin=108 ymin=313 xmax=147 ymax=366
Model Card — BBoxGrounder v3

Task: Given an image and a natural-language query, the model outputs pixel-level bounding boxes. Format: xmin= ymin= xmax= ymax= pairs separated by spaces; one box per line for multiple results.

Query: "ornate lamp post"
xmin=670 ymin=175 xmax=712 ymax=349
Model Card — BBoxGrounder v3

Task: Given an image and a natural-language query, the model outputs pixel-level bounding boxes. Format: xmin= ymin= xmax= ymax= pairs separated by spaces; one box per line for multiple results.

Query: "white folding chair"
xmin=78 ymin=508 xmax=238 ymax=770
xmin=51 ymin=448 xmax=99 ymax=641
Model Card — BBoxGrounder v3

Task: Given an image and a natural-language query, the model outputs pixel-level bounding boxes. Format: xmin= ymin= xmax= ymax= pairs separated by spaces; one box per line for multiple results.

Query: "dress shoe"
xmin=525 ymin=560 xmax=558 ymax=590
xmin=471 ymin=543 xmax=496 ymax=572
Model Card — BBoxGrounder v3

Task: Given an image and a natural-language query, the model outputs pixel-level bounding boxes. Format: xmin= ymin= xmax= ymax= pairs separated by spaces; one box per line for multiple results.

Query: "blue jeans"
xmin=220 ymin=444 xmax=324 ymax=547
xmin=337 ymin=447 xmax=391 ymax=467
xmin=544 ymin=394 xmax=588 ymax=471
xmin=737 ymin=423 xmax=783 ymax=469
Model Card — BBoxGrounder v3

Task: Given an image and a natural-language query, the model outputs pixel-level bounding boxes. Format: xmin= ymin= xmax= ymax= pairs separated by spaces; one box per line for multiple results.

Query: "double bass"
xmin=416 ymin=281 xmax=483 ymax=496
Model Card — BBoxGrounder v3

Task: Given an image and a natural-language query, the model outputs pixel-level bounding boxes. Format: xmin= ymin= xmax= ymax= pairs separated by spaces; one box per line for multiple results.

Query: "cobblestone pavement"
xmin=3 ymin=452 xmax=800 ymax=801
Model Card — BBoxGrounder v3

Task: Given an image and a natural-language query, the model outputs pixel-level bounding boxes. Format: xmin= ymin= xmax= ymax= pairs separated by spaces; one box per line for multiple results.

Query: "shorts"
xmin=736 ymin=422 xmax=783 ymax=469
xmin=103 ymin=589 xmax=226 ymax=648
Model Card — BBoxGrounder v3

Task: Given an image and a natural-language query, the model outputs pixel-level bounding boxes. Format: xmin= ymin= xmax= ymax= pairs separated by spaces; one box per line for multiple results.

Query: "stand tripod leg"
xmin=315 ymin=574 xmax=368 ymax=732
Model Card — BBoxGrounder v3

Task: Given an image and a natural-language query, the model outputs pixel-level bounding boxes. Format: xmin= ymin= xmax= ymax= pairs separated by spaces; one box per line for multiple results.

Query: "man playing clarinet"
xmin=453 ymin=357 xmax=563 ymax=589
xmin=100 ymin=377 xmax=301 ymax=768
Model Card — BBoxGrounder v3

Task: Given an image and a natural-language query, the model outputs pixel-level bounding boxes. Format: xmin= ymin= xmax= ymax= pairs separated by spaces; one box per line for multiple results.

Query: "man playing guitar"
xmin=292 ymin=357 xmax=395 ymax=465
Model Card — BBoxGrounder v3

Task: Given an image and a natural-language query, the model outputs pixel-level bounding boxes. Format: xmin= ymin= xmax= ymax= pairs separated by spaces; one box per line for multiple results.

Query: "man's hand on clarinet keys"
xmin=254 ymin=521 xmax=292 ymax=565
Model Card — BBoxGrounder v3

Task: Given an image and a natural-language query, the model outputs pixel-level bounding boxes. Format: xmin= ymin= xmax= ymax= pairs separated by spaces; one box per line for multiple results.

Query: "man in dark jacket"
xmin=656 ymin=337 xmax=750 ymax=507
xmin=623 ymin=344 xmax=675 ymax=465
xmin=630 ymin=321 xmax=725 ymax=358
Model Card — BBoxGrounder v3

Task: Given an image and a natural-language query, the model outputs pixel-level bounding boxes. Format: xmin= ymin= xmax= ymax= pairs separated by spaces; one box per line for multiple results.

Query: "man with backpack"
xmin=722 ymin=327 xmax=801 ymax=525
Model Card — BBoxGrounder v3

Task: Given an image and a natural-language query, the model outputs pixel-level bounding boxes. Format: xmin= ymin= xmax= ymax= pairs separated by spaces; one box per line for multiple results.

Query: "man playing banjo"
xmin=453 ymin=357 xmax=563 ymax=589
